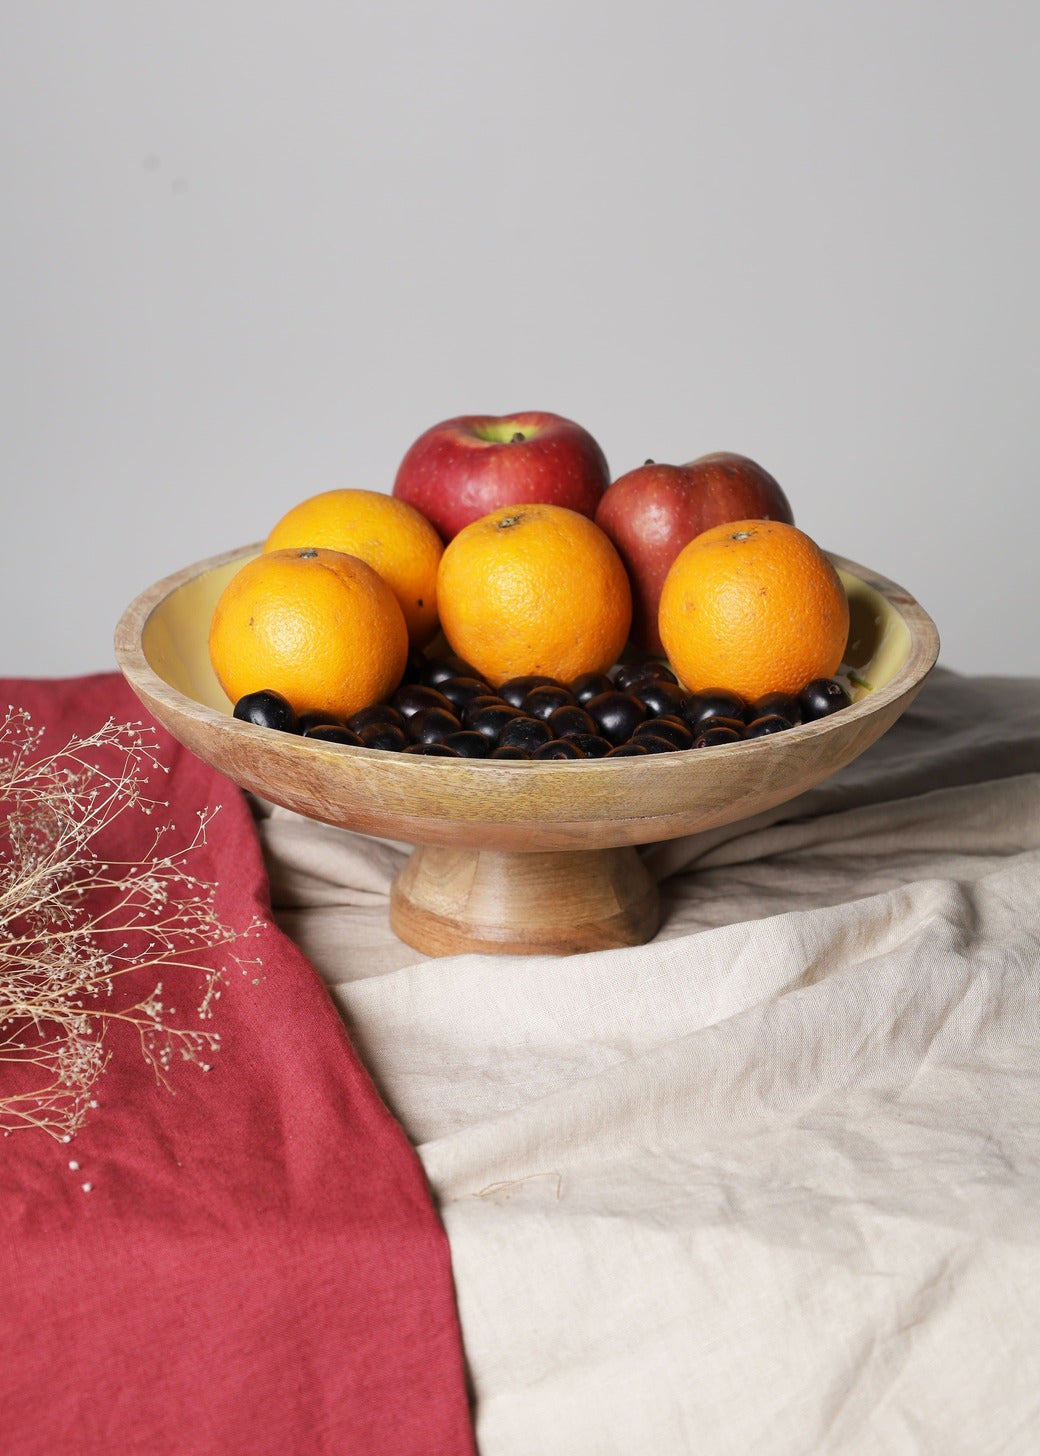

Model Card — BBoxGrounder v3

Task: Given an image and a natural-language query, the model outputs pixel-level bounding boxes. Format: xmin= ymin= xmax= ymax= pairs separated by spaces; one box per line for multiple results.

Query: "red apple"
xmin=594 ymin=452 xmax=794 ymax=655
xmin=392 ymin=411 xmax=610 ymax=541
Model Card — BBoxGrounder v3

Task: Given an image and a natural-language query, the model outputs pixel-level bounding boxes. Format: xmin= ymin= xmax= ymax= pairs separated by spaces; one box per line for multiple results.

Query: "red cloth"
xmin=0 ymin=674 xmax=476 ymax=1456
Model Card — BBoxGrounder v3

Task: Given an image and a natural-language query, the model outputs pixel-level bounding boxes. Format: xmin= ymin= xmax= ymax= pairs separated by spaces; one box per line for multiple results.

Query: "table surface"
xmin=253 ymin=666 xmax=1040 ymax=1456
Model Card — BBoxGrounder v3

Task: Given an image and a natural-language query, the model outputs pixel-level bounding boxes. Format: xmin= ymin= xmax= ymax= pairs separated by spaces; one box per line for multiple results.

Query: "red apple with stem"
xmin=392 ymin=411 xmax=610 ymax=541
xmin=594 ymin=452 xmax=794 ymax=656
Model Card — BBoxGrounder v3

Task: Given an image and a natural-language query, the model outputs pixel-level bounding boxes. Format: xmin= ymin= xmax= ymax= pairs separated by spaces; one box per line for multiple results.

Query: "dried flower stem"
xmin=0 ymin=707 xmax=261 ymax=1139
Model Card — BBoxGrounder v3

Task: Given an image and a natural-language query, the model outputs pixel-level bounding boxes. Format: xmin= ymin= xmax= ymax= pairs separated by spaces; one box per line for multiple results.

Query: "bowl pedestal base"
xmin=389 ymin=843 xmax=660 ymax=958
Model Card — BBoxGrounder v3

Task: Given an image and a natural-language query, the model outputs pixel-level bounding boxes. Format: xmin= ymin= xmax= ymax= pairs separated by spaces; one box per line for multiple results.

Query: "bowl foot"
xmin=389 ymin=844 xmax=660 ymax=957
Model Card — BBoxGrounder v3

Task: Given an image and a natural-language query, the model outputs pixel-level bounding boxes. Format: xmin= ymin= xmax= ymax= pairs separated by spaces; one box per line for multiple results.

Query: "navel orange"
xmin=658 ymin=519 xmax=849 ymax=700
xmin=208 ymin=547 xmax=409 ymax=720
xmin=263 ymin=488 xmax=443 ymax=647
xmin=436 ymin=504 xmax=632 ymax=688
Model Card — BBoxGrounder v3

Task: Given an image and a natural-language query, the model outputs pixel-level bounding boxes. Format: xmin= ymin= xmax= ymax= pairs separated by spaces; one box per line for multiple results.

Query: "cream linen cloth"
xmin=253 ymin=668 xmax=1040 ymax=1456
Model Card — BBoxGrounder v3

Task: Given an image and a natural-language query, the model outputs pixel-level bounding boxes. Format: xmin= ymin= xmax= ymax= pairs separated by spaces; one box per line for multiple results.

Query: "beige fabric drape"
xmin=255 ymin=669 xmax=1040 ymax=1455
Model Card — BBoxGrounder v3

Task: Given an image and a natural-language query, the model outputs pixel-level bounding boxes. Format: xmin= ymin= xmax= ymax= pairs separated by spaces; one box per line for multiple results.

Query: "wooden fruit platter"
xmin=114 ymin=543 xmax=939 ymax=957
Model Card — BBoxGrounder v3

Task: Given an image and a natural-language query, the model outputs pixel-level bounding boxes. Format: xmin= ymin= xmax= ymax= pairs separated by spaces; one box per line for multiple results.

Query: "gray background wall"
xmin=3 ymin=2 xmax=1036 ymax=679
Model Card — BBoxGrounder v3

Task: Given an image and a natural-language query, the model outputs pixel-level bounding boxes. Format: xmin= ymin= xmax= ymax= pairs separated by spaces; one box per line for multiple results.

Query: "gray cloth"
xmin=254 ymin=668 xmax=1040 ymax=1455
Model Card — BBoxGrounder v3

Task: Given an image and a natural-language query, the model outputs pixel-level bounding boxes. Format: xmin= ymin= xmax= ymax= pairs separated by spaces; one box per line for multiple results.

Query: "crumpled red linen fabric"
xmin=0 ymin=673 xmax=476 ymax=1456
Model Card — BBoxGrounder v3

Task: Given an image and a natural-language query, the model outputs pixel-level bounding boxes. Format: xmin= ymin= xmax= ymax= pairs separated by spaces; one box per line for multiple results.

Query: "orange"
xmin=208 ymin=546 xmax=409 ymax=719
xmin=264 ymin=488 xmax=443 ymax=647
xmin=658 ymin=519 xmax=849 ymax=700
xmin=436 ymin=503 xmax=632 ymax=687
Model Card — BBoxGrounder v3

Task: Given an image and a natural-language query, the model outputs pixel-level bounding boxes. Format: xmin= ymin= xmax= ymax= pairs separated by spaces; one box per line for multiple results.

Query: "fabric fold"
xmin=252 ymin=666 xmax=1040 ymax=1455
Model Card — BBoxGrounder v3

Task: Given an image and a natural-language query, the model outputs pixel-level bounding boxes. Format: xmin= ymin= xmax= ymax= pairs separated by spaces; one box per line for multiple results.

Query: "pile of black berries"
xmin=232 ymin=653 xmax=853 ymax=760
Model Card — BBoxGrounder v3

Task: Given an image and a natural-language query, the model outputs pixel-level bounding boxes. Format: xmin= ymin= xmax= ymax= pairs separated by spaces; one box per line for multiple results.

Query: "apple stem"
xmin=644 ymin=458 xmax=654 ymax=465
xmin=510 ymin=432 xmax=527 ymax=443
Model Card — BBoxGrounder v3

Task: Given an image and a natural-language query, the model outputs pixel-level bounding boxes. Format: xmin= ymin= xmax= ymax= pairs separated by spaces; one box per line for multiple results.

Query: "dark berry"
xmin=348 ymin=703 xmax=405 ymax=733
xmin=440 ymin=730 xmax=493 ymax=758
xmin=548 ymin=704 xmax=597 ymax=738
xmin=632 ymin=716 xmax=694 ymax=749
xmin=744 ymin=713 xmax=794 ymax=739
xmin=498 ymin=674 xmax=560 ymax=707
xmin=438 ymin=675 xmax=494 ymax=708
xmin=605 ymin=741 xmax=649 ymax=757
xmin=585 ymin=690 xmax=647 ymax=745
xmin=465 ymin=703 xmax=524 ymax=741
xmin=679 ymin=691 xmax=747 ymax=731
xmin=635 ymin=733 xmax=680 ymax=753
xmin=408 ymin=705 xmax=462 ymax=744
xmin=403 ymin=742 xmax=460 ymax=756
xmin=489 ymin=745 xmax=531 ymax=759
xmin=297 ymin=709 xmax=339 ymax=734
xmin=752 ymin=691 xmax=801 ymax=725
xmin=565 ymin=732 xmax=613 ymax=758
xmin=695 ymin=715 xmax=746 ymax=737
xmin=419 ymin=655 xmax=478 ymax=687
xmin=357 ymin=721 xmax=408 ymax=752
xmin=304 ymin=724 xmax=365 ymax=746
xmin=570 ymin=671 xmax=613 ymax=704
xmin=532 ymin=739 xmax=587 ymax=760
xmin=612 ymin=661 xmax=660 ymax=691
xmin=522 ymin=684 xmax=576 ymax=720
xmin=460 ymin=694 xmax=510 ymax=725
xmin=233 ymin=689 xmax=298 ymax=733
xmin=631 ymin=680 xmax=689 ymax=717
xmin=497 ymin=715 xmax=554 ymax=752
xmin=692 ymin=726 xmax=743 ymax=748
xmin=392 ymin=682 xmax=454 ymax=719
xmin=799 ymin=678 xmax=852 ymax=721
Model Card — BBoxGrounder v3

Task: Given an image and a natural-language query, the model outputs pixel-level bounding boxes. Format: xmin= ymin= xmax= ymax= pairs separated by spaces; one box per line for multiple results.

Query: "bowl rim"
xmin=114 ymin=540 xmax=940 ymax=779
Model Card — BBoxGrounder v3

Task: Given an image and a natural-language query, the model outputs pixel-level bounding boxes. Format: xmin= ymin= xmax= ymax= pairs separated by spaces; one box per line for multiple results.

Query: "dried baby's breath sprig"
xmin=0 ymin=706 xmax=262 ymax=1140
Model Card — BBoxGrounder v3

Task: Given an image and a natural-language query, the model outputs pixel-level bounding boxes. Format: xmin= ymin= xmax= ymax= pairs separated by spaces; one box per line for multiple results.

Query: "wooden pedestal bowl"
xmin=115 ymin=544 xmax=938 ymax=958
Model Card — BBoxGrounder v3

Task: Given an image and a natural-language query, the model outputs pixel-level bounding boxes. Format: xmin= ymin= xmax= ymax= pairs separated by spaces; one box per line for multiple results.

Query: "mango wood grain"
xmin=390 ymin=845 xmax=660 ymax=956
xmin=114 ymin=542 xmax=939 ymax=955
